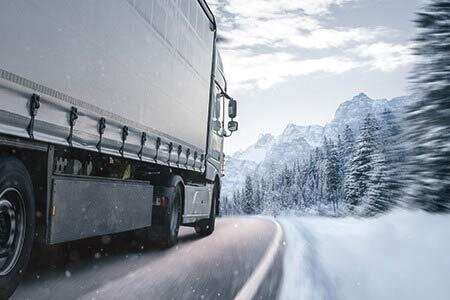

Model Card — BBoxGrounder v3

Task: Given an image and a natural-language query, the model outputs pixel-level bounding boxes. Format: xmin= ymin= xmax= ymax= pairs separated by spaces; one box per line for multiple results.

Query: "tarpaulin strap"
xmin=176 ymin=145 xmax=182 ymax=165
xmin=167 ymin=142 xmax=173 ymax=163
xmin=200 ymin=154 xmax=205 ymax=171
xmin=138 ymin=132 xmax=147 ymax=160
xmin=193 ymin=151 xmax=198 ymax=168
xmin=185 ymin=148 xmax=190 ymax=167
xmin=96 ymin=117 xmax=106 ymax=152
xmin=154 ymin=137 xmax=161 ymax=161
xmin=119 ymin=126 xmax=129 ymax=157
xmin=27 ymin=94 xmax=40 ymax=139
xmin=67 ymin=107 xmax=78 ymax=146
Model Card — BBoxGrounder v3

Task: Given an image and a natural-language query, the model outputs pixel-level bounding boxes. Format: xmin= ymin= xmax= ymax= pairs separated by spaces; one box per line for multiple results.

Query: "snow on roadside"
xmin=279 ymin=210 xmax=450 ymax=300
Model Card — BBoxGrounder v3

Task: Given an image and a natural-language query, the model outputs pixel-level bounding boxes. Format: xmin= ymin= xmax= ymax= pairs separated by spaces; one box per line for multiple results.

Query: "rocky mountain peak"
xmin=255 ymin=133 xmax=275 ymax=147
xmin=351 ymin=92 xmax=371 ymax=102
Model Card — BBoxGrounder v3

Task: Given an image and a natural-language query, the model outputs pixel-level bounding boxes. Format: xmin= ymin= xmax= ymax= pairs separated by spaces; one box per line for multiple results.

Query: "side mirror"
xmin=228 ymin=99 xmax=237 ymax=119
xmin=228 ymin=120 xmax=238 ymax=132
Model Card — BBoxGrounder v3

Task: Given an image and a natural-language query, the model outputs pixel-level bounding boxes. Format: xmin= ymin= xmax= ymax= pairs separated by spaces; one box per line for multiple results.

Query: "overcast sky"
xmin=208 ymin=0 xmax=423 ymax=153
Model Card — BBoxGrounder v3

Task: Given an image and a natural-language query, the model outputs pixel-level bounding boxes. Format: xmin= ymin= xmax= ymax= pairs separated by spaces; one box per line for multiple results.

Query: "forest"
xmin=224 ymin=111 xmax=403 ymax=216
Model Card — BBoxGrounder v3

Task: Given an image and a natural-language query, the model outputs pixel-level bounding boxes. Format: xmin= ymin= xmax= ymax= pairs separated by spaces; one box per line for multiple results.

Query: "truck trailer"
xmin=0 ymin=1 xmax=238 ymax=297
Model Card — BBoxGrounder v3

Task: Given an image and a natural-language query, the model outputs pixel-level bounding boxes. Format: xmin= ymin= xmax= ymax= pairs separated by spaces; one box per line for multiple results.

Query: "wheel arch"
xmin=167 ymin=174 xmax=185 ymax=216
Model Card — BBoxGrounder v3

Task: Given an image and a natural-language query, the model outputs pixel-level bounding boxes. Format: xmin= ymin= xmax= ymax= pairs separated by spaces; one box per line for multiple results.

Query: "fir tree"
xmin=404 ymin=0 xmax=450 ymax=212
xmin=380 ymin=109 xmax=403 ymax=204
xmin=260 ymin=177 xmax=267 ymax=212
xmin=336 ymin=135 xmax=346 ymax=209
xmin=325 ymin=141 xmax=340 ymax=213
xmin=254 ymin=181 xmax=262 ymax=214
xmin=366 ymin=151 xmax=390 ymax=214
xmin=343 ymin=125 xmax=355 ymax=160
xmin=344 ymin=114 xmax=379 ymax=212
xmin=242 ymin=175 xmax=254 ymax=214
xmin=231 ymin=189 xmax=242 ymax=214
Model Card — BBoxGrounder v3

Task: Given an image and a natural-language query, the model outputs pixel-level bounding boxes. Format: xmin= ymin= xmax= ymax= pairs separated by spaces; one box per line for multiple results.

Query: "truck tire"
xmin=194 ymin=184 xmax=217 ymax=237
xmin=0 ymin=157 xmax=35 ymax=300
xmin=149 ymin=184 xmax=182 ymax=248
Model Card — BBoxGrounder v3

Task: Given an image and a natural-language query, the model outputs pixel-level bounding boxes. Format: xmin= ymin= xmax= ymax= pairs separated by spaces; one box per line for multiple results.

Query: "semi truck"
xmin=0 ymin=1 xmax=238 ymax=298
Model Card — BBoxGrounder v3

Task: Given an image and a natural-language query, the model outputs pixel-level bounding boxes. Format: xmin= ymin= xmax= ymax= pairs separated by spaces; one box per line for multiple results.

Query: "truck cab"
xmin=206 ymin=51 xmax=238 ymax=215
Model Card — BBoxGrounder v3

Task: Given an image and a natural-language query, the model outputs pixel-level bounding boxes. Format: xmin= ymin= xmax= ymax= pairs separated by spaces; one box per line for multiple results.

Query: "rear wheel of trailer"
xmin=0 ymin=157 xmax=35 ymax=300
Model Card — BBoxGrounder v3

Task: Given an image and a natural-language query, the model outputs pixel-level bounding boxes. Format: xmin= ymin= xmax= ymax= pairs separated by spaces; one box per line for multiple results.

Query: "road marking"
xmin=234 ymin=219 xmax=283 ymax=300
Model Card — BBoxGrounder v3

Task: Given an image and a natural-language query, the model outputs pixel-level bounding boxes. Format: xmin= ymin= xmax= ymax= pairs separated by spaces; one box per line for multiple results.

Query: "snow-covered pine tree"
xmin=254 ymin=180 xmax=262 ymax=214
xmin=231 ymin=189 xmax=242 ymax=214
xmin=221 ymin=196 xmax=232 ymax=215
xmin=242 ymin=175 xmax=254 ymax=214
xmin=380 ymin=109 xmax=403 ymax=204
xmin=342 ymin=126 xmax=355 ymax=214
xmin=366 ymin=151 xmax=390 ymax=214
xmin=292 ymin=160 xmax=303 ymax=209
xmin=404 ymin=0 xmax=450 ymax=212
xmin=336 ymin=135 xmax=345 ymax=210
xmin=311 ymin=147 xmax=323 ymax=209
xmin=344 ymin=114 xmax=379 ymax=213
xmin=260 ymin=177 xmax=267 ymax=213
xmin=325 ymin=140 xmax=340 ymax=213
xmin=304 ymin=152 xmax=317 ymax=208
xmin=281 ymin=164 xmax=294 ymax=210
xmin=343 ymin=125 xmax=355 ymax=160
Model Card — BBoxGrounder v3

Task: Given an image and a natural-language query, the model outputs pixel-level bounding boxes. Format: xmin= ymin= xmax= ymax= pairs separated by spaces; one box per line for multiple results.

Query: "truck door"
xmin=207 ymin=82 xmax=225 ymax=175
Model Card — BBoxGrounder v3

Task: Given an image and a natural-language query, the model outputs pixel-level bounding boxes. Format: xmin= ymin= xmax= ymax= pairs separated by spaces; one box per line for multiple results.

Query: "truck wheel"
xmin=194 ymin=185 xmax=217 ymax=237
xmin=150 ymin=184 xmax=182 ymax=248
xmin=0 ymin=157 xmax=35 ymax=300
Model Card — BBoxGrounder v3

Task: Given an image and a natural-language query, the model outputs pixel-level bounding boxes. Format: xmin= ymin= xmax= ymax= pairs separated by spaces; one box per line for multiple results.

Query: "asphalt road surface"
xmin=12 ymin=218 xmax=283 ymax=300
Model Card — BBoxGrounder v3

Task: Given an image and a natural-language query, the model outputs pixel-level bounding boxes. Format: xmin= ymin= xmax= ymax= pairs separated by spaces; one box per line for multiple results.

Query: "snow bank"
xmin=279 ymin=210 xmax=450 ymax=300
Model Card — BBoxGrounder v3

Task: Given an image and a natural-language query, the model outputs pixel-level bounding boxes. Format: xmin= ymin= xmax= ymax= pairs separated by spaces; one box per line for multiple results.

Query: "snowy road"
xmin=12 ymin=218 xmax=283 ymax=300
xmin=279 ymin=210 xmax=450 ymax=300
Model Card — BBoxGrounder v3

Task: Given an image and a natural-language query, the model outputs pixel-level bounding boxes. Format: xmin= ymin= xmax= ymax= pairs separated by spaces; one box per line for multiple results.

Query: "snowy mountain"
xmin=323 ymin=93 xmax=414 ymax=138
xmin=221 ymin=93 xmax=414 ymax=199
xmin=261 ymin=126 xmax=312 ymax=170
xmin=221 ymin=134 xmax=274 ymax=198
xmin=232 ymin=133 xmax=275 ymax=163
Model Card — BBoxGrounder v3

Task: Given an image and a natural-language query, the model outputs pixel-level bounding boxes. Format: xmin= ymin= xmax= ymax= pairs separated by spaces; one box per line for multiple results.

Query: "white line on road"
xmin=234 ymin=219 xmax=283 ymax=300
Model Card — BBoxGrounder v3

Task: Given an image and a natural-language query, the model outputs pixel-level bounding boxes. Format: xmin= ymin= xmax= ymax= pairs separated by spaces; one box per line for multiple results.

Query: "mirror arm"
xmin=222 ymin=93 xmax=226 ymax=135
xmin=214 ymin=80 xmax=232 ymax=100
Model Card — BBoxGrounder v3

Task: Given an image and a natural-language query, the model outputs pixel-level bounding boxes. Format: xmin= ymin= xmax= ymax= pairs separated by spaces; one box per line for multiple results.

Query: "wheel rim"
xmin=0 ymin=188 xmax=26 ymax=276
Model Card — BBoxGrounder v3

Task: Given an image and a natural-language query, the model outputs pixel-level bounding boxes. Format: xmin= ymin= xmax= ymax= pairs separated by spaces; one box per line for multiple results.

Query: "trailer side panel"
xmin=0 ymin=0 xmax=215 ymax=170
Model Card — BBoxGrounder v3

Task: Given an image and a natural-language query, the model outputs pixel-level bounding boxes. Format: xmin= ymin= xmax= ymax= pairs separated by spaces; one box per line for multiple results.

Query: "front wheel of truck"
xmin=0 ymin=157 xmax=35 ymax=300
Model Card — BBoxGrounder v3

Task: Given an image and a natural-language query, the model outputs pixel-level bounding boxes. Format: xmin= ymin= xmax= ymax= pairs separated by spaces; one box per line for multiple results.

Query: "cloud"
xmin=215 ymin=0 xmax=378 ymax=50
xmin=222 ymin=50 xmax=360 ymax=90
xmin=221 ymin=0 xmax=353 ymax=18
xmin=352 ymin=42 xmax=415 ymax=72
xmin=209 ymin=0 xmax=414 ymax=91
xmin=219 ymin=15 xmax=385 ymax=50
